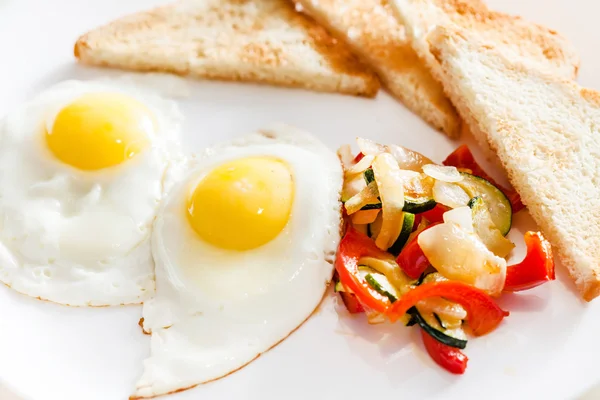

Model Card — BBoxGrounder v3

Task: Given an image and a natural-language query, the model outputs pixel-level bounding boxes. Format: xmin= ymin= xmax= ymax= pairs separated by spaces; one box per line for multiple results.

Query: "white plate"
xmin=0 ymin=1 xmax=598 ymax=399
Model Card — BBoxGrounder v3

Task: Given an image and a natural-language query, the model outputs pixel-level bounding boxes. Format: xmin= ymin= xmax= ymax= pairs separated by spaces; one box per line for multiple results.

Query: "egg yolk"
xmin=187 ymin=157 xmax=294 ymax=251
xmin=46 ymin=92 xmax=153 ymax=171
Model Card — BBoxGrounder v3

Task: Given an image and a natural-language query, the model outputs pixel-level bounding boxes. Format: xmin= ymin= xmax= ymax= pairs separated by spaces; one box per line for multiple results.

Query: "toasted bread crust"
xmin=392 ymin=0 xmax=579 ymax=79
xmin=75 ymin=0 xmax=379 ymax=97
xmin=294 ymin=0 xmax=461 ymax=138
xmin=428 ymin=26 xmax=600 ymax=301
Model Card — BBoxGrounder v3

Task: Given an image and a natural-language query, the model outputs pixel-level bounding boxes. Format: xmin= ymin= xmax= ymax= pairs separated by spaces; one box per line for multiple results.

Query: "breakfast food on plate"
xmin=74 ymin=0 xmax=379 ymax=97
xmin=392 ymin=0 xmax=579 ymax=79
xmin=293 ymin=0 xmax=460 ymax=137
xmin=132 ymin=125 xmax=342 ymax=398
xmin=391 ymin=0 xmax=579 ymax=145
xmin=424 ymin=26 xmax=600 ymax=301
xmin=293 ymin=0 xmax=578 ymax=140
xmin=0 ymin=80 xmax=183 ymax=306
xmin=336 ymin=137 xmax=554 ymax=373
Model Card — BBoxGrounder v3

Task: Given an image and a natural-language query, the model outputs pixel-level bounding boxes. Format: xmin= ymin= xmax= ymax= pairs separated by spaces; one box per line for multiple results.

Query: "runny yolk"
xmin=46 ymin=92 xmax=153 ymax=171
xmin=187 ymin=157 xmax=294 ymax=251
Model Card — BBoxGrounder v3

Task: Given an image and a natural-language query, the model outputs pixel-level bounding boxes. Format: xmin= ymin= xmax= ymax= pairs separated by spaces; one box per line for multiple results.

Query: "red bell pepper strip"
xmin=421 ymin=329 xmax=468 ymax=374
xmin=443 ymin=145 xmax=524 ymax=213
xmin=396 ymin=223 xmax=440 ymax=279
xmin=335 ymin=227 xmax=395 ymax=313
xmin=353 ymin=152 xmax=365 ymax=163
xmin=420 ymin=204 xmax=449 ymax=224
xmin=339 ymin=291 xmax=365 ymax=313
xmin=387 ymin=281 xmax=509 ymax=336
xmin=504 ymin=231 xmax=554 ymax=292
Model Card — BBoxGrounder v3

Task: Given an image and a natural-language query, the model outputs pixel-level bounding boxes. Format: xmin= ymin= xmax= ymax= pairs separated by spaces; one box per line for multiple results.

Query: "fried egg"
xmin=0 ymin=80 xmax=183 ymax=306
xmin=133 ymin=126 xmax=342 ymax=398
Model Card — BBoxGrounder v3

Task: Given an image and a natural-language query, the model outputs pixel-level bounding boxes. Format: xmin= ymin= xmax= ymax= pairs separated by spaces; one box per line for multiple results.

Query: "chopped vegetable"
xmin=432 ymin=180 xmax=471 ymax=209
xmin=458 ymin=173 xmax=513 ymax=236
xmin=469 ymin=196 xmax=515 ymax=258
xmin=387 ymin=281 xmax=509 ymax=336
xmin=411 ymin=308 xmax=467 ymax=349
xmin=357 ymin=256 xmax=414 ymax=296
xmin=385 ymin=144 xmax=433 ymax=171
xmin=420 ymin=204 xmax=449 ymax=224
xmin=423 ymin=164 xmax=463 ymax=183
xmin=351 ymin=209 xmax=380 ymax=225
xmin=335 ymin=227 xmax=395 ymax=313
xmin=345 ymin=181 xmax=380 ymax=214
xmin=387 ymin=213 xmax=415 ymax=255
xmin=337 ymin=145 xmax=355 ymax=169
xmin=341 ymin=175 xmax=366 ymax=202
xmin=417 ymin=209 xmax=507 ymax=296
xmin=361 ymin=267 xmax=399 ymax=303
xmin=504 ymin=231 xmax=555 ymax=292
xmin=396 ymin=223 xmax=440 ymax=279
xmin=345 ymin=154 xmax=375 ymax=177
xmin=421 ymin=329 xmax=469 ymax=374
xmin=371 ymin=153 xmax=405 ymax=250
xmin=357 ymin=137 xmax=386 ymax=156
xmin=443 ymin=145 xmax=524 ymax=213
xmin=340 ymin=291 xmax=365 ymax=314
xmin=335 ymin=139 xmax=552 ymax=375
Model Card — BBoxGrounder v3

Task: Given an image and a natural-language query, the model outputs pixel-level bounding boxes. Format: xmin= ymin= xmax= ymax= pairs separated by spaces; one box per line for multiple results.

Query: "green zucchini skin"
xmin=360 ymin=199 xmax=436 ymax=213
xmin=364 ymin=273 xmax=398 ymax=303
xmin=361 ymin=203 xmax=382 ymax=210
xmin=364 ymin=168 xmax=375 ymax=185
xmin=387 ymin=213 xmax=415 ymax=255
xmin=458 ymin=173 xmax=512 ymax=236
xmin=409 ymin=308 xmax=468 ymax=349
xmin=403 ymin=198 xmax=436 ymax=214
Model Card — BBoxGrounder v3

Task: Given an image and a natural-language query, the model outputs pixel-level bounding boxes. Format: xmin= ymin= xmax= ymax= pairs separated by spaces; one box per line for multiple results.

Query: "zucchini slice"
xmin=458 ymin=173 xmax=512 ymax=235
xmin=387 ymin=213 xmax=415 ymax=255
xmin=403 ymin=197 xmax=436 ymax=214
xmin=359 ymin=266 xmax=399 ymax=303
xmin=410 ymin=308 xmax=468 ymax=349
xmin=469 ymin=196 xmax=515 ymax=258
xmin=364 ymin=168 xmax=375 ymax=185
xmin=360 ymin=197 xmax=436 ymax=213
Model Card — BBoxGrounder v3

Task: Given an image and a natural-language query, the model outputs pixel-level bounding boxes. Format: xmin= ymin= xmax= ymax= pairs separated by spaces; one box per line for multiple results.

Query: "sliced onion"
xmin=403 ymin=172 xmax=435 ymax=199
xmin=337 ymin=144 xmax=354 ymax=169
xmin=357 ymin=137 xmax=386 ymax=156
xmin=432 ymin=180 xmax=471 ymax=209
xmin=345 ymin=154 xmax=375 ymax=177
xmin=442 ymin=206 xmax=474 ymax=233
xmin=417 ymin=297 xmax=467 ymax=321
xmin=417 ymin=221 xmax=507 ymax=296
xmin=342 ymin=175 xmax=366 ymax=202
xmin=423 ymin=164 xmax=463 ymax=183
xmin=372 ymin=153 xmax=405 ymax=250
xmin=351 ymin=209 xmax=380 ymax=225
xmin=345 ymin=181 xmax=379 ymax=215
xmin=385 ymin=144 xmax=433 ymax=171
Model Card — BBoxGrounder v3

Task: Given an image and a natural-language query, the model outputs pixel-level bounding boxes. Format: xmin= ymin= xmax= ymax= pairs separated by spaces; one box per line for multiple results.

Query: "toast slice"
xmin=293 ymin=0 xmax=461 ymax=137
xmin=426 ymin=26 xmax=600 ymax=301
xmin=391 ymin=0 xmax=579 ymax=148
xmin=75 ymin=0 xmax=379 ymax=97
xmin=392 ymin=0 xmax=579 ymax=79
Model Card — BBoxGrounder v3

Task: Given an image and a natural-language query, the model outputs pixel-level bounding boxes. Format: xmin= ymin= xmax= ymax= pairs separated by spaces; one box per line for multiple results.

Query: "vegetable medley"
xmin=334 ymin=138 xmax=555 ymax=374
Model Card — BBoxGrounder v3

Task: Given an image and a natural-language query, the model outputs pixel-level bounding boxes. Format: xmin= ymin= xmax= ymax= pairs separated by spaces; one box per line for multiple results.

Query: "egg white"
xmin=133 ymin=125 xmax=342 ymax=398
xmin=0 ymin=80 xmax=183 ymax=306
